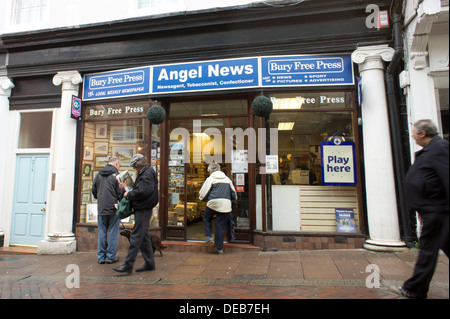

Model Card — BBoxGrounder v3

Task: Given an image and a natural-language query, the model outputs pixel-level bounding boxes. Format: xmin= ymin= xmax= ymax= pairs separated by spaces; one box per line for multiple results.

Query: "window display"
xmin=79 ymin=101 xmax=152 ymax=225
xmin=256 ymin=92 xmax=361 ymax=233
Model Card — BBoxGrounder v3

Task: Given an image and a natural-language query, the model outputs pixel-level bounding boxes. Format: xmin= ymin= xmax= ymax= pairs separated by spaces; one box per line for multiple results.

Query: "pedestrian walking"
xmin=391 ymin=119 xmax=449 ymax=299
xmin=199 ymin=161 xmax=237 ymax=254
xmin=113 ymin=154 xmax=159 ymax=274
xmin=91 ymin=156 xmax=124 ymax=264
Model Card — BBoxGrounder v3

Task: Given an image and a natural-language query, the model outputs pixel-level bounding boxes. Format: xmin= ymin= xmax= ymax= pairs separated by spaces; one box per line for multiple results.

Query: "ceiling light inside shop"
xmin=193 ymin=133 xmax=211 ymax=139
xmin=271 ymin=97 xmax=304 ymax=109
xmin=278 ymin=122 xmax=295 ymax=130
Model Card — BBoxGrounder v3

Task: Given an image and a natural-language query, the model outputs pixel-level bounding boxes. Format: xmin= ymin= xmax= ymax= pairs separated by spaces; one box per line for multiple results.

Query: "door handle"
xmin=41 ymin=208 xmax=46 ymax=212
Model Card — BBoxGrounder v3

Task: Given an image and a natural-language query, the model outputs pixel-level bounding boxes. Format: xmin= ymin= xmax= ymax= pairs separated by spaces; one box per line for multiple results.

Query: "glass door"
xmin=186 ymin=118 xmax=226 ymax=241
xmin=165 ymin=99 xmax=251 ymax=242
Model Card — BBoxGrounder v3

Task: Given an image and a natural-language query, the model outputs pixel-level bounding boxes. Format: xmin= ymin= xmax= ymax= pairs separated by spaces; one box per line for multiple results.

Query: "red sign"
xmin=236 ymin=186 xmax=245 ymax=193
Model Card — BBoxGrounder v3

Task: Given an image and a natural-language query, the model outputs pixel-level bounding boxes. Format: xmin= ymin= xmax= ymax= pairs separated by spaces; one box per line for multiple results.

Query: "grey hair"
xmin=414 ymin=119 xmax=439 ymax=138
xmin=207 ymin=161 xmax=220 ymax=173
xmin=109 ymin=156 xmax=120 ymax=164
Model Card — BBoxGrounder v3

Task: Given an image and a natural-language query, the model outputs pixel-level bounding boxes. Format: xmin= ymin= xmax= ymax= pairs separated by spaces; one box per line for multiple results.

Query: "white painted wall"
xmin=0 ymin=0 xmax=272 ymax=35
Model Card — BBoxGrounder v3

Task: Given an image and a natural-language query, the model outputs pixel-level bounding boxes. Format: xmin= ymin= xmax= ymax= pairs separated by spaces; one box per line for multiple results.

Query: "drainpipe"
xmin=385 ymin=0 xmax=415 ymax=247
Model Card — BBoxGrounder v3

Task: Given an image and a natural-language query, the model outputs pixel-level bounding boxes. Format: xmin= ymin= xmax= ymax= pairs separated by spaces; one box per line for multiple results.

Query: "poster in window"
xmin=86 ymin=204 xmax=98 ymax=223
xmin=320 ymin=140 xmax=356 ymax=186
xmin=335 ymin=208 xmax=357 ymax=233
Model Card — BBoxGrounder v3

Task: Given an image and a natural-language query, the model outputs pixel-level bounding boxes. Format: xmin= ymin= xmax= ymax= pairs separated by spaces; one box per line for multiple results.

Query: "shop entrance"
xmin=165 ymin=99 xmax=251 ymax=242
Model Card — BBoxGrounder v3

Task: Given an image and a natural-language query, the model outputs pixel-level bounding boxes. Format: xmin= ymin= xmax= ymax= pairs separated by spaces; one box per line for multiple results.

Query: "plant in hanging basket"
xmin=147 ymin=105 xmax=166 ymax=124
xmin=252 ymin=96 xmax=273 ymax=118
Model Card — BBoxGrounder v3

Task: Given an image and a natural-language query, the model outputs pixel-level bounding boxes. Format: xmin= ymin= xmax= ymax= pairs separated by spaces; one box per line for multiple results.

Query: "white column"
xmin=37 ymin=71 xmax=82 ymax=255
xmin=0 ymin=77 xmax=14 ymax=245
xmin=403 ymin=0 xmax=440 ymax=157
xmin=352 ymin=45 xmax=406 ymax=251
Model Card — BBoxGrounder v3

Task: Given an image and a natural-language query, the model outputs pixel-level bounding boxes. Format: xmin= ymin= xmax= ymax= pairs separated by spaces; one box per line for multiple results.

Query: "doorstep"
xmin=0 ymin=246 xmax=38 ymax=255
xmin=162 ymin=240 xmax=260 ymax=253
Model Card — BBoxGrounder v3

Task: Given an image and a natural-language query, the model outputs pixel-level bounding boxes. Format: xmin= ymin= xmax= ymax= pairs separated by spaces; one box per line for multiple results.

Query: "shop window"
xmin=256 ymin=92 xmax=361 ymax=233
xmin=270 ymin=111 xmax=353 ymax=186
xmin=80 ymin=101 xmax=152 ymax=224
xmin=18 ymin=112 xmax=52 ymax=149
xmin=12 ymin=0 xmax=48 ymax=25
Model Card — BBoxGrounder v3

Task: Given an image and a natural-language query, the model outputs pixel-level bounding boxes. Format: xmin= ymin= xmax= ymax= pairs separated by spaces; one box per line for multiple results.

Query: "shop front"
xmin=2 ymin=1 xmax=406 ymax=253
xmin=75 ymin=54 xmax=367 ymax=251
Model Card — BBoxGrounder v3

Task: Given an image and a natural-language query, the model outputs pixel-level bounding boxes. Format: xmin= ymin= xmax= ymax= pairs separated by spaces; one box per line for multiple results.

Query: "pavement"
xmin=0 ymin=243 xmax=448 ymax=305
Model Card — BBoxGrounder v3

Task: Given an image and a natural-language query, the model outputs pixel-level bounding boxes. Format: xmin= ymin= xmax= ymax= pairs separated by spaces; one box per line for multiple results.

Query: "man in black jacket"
xmin=391 ymin=119 xmax=449 ymax=299
xmin=92 ymin=156 xmax=124 ymax=264
xmin=113 ymin=154 xmax=158 ymax=274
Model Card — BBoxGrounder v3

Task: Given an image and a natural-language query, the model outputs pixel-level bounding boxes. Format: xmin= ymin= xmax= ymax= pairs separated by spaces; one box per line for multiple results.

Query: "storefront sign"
xmin=83 ymin=66 xmax=151 ymax=101
xmin=320 ymin=138 xmax=356 ymax=186
xmin=152 ymin=57 xmax=259 ymax=94
xmin=261 ymin=54 xmax=354 ymax=87
xmin=71 ymin=96 xmax=82 ymax=119
xmin=82 ymin=54 xmax=354 ymax=100
xmin=84 ymin=102 xmax=149 ymax=119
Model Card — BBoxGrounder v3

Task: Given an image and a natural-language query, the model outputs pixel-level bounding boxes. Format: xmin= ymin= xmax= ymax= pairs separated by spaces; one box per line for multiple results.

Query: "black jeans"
xmin=203 ymin=207 xmax=229 ymax=250
xmin=124 ymin=208 xmax=155 ymax=269
xmin=403 ymin=210 xmax=449 ymax=298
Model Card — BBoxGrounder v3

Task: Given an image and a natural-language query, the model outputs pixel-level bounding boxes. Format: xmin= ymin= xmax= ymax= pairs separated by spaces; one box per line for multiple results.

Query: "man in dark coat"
xmin=92 ymin=156 xmax=124 ymax=264
xmin=391 ymin=119 xmax=449 ymax=299
xmin=113 ymin=154 xmax=158 ymax=274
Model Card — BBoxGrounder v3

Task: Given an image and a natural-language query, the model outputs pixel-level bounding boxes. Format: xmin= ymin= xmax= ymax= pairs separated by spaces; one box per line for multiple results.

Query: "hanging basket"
xmin=252 ymin=96 xmax=273 ymax=118
xmin=147 ymin=105 xmax=166 ymax=124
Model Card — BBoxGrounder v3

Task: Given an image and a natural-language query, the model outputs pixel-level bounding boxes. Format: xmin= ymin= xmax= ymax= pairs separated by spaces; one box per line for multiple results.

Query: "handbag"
xmin=116 ymin=197 xmax=133 ymax=219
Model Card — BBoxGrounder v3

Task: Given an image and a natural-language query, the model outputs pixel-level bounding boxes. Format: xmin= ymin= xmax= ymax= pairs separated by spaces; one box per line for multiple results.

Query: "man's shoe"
xmin=204 ymin=238 xmax=213 ymax=245
xmin=113 ymin=265 xmax=132 ymax=274
xmin=135 ymin=264 xmax=156 ymax=272
xmin=389 ymin=285 xmax=424 ymax=299
xmin=98 ymin=259 xmax=106 ymax=264
xmin=217 ymin=249 xmax=223 ymax=254
xmin=106 ymin=257 xmax=119 ymax=264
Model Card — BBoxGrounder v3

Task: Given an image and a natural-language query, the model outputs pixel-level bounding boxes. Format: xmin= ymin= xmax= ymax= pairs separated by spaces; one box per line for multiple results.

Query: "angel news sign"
xmin=320 ymin=138 xmax=356 ymax=186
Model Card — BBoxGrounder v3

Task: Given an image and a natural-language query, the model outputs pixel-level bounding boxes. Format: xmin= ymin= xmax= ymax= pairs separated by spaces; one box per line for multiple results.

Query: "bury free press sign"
xmin=261 ymin=54 xmax=354 ymax=87
xmin=83 ymin=67 xmax=151 ymax=101
xmin=82 ymin=54 xmax=354 ymax=101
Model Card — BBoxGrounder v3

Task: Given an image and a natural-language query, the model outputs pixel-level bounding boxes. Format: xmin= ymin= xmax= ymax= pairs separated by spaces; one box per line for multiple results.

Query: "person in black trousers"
xmin=391 ymin=119 xmax=449 ymax=299
xmin=113 ymin=154 xmax=159 ymax=274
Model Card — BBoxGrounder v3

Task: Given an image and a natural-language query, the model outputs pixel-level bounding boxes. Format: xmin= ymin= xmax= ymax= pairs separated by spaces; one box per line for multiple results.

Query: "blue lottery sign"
xmin=83 ymin=67 xmax=151 ymax=101
xmin=261 ymin=54 xmax=354 ymax=87
xmin=152 ymin=57 xmax=260 ymax=94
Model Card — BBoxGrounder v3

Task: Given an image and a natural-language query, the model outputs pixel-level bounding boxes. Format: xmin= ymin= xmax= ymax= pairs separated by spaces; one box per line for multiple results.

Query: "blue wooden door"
xmin=10 ymin=155 xmax=49 ymax=246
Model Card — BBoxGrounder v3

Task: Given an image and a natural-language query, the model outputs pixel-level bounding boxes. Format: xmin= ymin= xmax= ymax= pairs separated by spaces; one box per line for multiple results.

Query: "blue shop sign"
xmin=152 ymin=57 xmax=260 ymax=94
xmin=261 ymin=54 xmax=354 ymax=87
xmin=82 ymin=54 xmax=355 ymax=101
xmin=83 ymin=66 xmax=151 ymax=101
